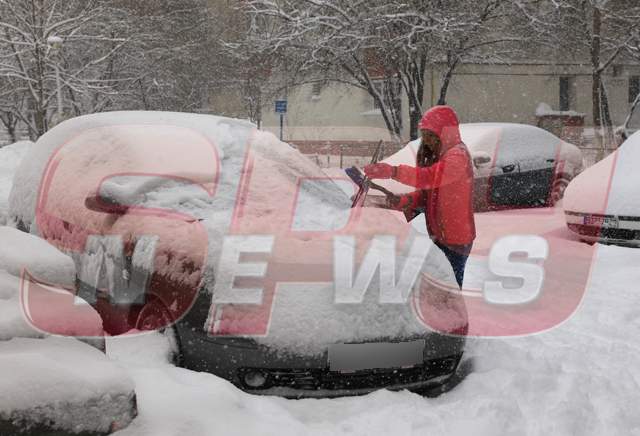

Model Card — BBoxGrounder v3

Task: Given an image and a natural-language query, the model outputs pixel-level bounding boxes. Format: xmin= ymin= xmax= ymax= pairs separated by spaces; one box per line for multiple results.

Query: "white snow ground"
xmin=2 ymin=124 xmax=639 ymax=435
xmin=107 ymin=223 xmax=640 ymax=436
xmin=0 ymin=224 xmax=136 ymax=433
xmin=0 ymin=337 xmax=136 ymax=434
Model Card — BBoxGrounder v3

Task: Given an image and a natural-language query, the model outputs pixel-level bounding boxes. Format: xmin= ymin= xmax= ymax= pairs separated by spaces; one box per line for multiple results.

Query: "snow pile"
xmin=0 ymin=228 xmax=131 ymax=434
xmin=0 ymin=226 xmax=102 ymax=340
xmin=564 ymin=130 xmax=640 ymax=215
xmin=0 ymin=226 xmax=76 ymax=288
xmin=107 ymin=237 xmax=640 ymax=436
xmin=0 ymin=336 xmax=136 ymax=434
xmin=0 ymin=141 xmax=33 ymax=225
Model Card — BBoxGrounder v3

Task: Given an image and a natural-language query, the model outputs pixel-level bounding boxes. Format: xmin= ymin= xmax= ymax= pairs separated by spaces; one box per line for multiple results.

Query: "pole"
xmin=279 ymin=113 xmax=284 ymax=141
xmin=55 ymin=63 xmax=63 ymax=122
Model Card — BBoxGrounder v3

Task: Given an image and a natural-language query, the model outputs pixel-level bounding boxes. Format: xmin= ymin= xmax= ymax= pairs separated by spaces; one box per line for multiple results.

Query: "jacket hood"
xmin=418 ymin=105 xmax=462 ymax=153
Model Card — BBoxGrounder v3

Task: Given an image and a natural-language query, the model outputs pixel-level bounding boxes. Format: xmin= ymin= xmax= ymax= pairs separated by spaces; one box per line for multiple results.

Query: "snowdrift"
xmin=0 ymin=226 xmax=102 ymax=340
xmin=0 ymin=337 xmax=136 ymax=434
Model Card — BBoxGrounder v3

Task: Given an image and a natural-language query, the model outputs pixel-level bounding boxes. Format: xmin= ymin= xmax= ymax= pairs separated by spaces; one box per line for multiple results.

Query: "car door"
xmin=484 ymin=125 xmax=559 ymax=208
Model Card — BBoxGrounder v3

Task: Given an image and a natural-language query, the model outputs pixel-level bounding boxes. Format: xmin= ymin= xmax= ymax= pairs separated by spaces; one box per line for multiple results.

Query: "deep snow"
xmin=0 ymin=226 xmax=103 ymax=340
xmin=0 ymin=337 xmax=136 ymax=434
xmin=105 ymin=238 xmax=640 ymax=436
xmin=2 ymin=121 xmax=640 ymax=435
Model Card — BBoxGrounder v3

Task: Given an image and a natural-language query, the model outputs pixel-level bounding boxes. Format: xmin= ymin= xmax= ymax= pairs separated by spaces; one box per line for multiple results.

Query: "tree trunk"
xmin=600 ymin=80 xmax=615 ymax=149
xmin=409 ymin=107 xmax=422 ymax=140
xmin=438 ymin=53 xmax=458 ymax=106
xmin=32 ymin=101 xmax=47 ymax=139
xmin=408 ymin=56 xmax=427 ymax=140
xmin=0 ymin=113 xmax=18 ymax=143
xmin=7 ymin=123 xmax=17 ymax=143
xmin=591 ymin=6 xmax=604 ymax=157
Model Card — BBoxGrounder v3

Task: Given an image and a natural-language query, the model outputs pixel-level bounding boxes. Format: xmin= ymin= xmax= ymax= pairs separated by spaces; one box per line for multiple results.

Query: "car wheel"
xmin=549 ymin=179 xmax=569 ymax=206
xmin=134 ymin=300 xmax=182 ymax=366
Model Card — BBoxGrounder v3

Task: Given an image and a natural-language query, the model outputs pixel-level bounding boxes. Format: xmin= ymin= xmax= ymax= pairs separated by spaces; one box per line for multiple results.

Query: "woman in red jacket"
xmin=365 ymin=105 xmax=476 ymax=288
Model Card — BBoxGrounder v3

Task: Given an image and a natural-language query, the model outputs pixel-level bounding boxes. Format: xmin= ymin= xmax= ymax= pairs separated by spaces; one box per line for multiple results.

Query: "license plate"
xmin=328 ymin=340 xmax=425 ymax=372
xmin=584 ymin=215 xmax=619 ymax=228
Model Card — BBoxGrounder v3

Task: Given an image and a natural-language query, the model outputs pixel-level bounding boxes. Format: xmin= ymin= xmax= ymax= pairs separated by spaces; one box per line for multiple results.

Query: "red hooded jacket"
xmin=393 ymin=106 xmax=476 ymax=246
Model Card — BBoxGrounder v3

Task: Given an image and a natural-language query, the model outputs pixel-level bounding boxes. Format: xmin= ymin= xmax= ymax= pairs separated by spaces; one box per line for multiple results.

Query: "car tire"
xmin=134 ymin=299 xmax=183 ymax=366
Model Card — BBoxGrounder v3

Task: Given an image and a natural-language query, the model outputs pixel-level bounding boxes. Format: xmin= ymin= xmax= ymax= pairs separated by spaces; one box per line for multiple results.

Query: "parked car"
xmin=0 ymin=226 xmax=137 ymax=435
xmin=564 ymin=131 xmax=640 ymax=246
xmin=378 ymin=123 xmax=583 ymax=210
xmin=8 ymin=112 xmax=468 ymax=399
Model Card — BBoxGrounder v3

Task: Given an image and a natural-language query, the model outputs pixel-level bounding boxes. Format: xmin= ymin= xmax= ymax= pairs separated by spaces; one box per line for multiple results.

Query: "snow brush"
xmin=347 ymin=141 xmax=384 ymax=208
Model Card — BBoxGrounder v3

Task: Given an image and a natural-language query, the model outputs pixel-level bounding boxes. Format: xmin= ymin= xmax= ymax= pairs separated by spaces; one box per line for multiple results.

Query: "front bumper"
xmin=178 ymin=323 xmax=466 ymax=398
xmin=238 ymin=354 xmax=462 ymax=399
xmin=565 ymin=211 xmax=640 ymax=246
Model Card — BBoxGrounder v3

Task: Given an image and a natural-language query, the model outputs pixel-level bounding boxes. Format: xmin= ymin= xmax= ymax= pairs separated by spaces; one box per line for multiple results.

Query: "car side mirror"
xmin=85 ymin=194 xmax=129 ymax=214
xmin=472 ymin=152 xmax=492 ymax=168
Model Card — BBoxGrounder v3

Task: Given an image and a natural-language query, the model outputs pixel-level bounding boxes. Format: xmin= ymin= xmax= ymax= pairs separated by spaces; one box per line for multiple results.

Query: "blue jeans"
xmin=435 ymin=241 xmax=473 ymax=289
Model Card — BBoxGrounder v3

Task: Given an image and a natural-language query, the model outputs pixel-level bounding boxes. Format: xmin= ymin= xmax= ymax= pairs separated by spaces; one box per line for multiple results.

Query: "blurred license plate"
xmin=584 ymin=215 xmax=619 ymax=228
xmin=328 ymin=340 xmax=425 ymax=372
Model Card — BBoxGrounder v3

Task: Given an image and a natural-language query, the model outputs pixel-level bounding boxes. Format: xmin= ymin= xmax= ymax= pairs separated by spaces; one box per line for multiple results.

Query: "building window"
xmin=559 ymin=76 xmax=573 ymax=111
xmin=629 ymin=76 xmax=640 ymax=104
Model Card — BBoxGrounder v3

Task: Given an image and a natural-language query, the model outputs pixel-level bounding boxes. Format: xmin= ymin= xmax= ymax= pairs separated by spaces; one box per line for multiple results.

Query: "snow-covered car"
xmin=379 ymin=123 xmax=583 ymax=210
xmin=0 ymin=226 xmax=137 ymax=435
xmin=0 ymin=141 xmax=33 ymax=225
xmin=8 ymin=112 xmax=468 ymax=398
xmin=564 ymin=131 xmax=640 ymax=245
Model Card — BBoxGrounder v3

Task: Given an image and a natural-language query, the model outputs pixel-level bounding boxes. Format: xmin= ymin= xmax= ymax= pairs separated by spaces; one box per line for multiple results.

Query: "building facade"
xmin=261 ymin=62 xmax=640 ymax=150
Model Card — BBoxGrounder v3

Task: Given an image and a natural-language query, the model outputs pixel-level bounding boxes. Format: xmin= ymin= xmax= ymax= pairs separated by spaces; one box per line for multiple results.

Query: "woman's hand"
xmin=364 ymin=163 xmax=397 ymax=179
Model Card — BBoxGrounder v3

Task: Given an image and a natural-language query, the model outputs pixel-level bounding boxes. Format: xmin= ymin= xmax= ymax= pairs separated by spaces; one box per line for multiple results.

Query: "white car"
xmin=380 ymin=123 xmax=583 ymax=210
xmin=564 ymin=131 xmax=640 ymax=245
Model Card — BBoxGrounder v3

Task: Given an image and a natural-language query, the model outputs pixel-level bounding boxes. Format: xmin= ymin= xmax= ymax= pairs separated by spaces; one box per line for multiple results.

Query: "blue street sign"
xmin=275 ymin=100 xmax=288 ymax=113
